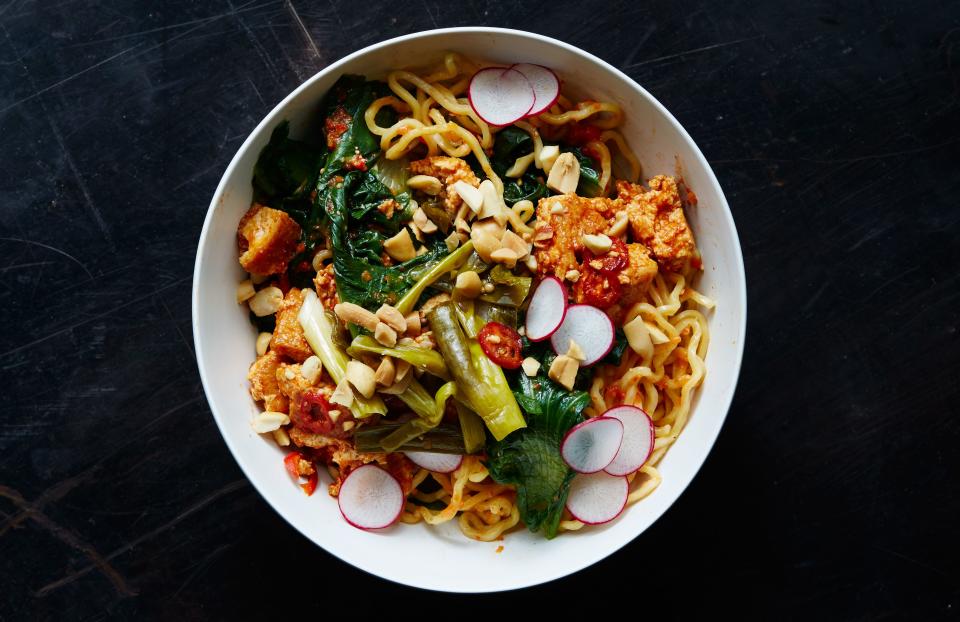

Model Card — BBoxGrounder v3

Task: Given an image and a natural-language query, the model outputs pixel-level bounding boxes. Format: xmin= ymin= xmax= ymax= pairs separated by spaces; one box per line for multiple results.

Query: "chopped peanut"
xmin=566 ymin=339 xmax=586 ymax=362
xmin=452 ymin=180 xmax=483 ymax=213
xmin=546 ymin=152 xmax=580 ymax=194
xmin=623 ymin=315 xmax=653 ymax=360
xmin=300 ymin=356 xmax=322 ymax=383
xmin=404 ymin=313 xmax=421 ymax=336
xmin=376 ymin=304 xmax=407 ymax=333
xmin=582 ymin=233 xmax=612 ymax=255
xmin=374 ymin=322 xmax=398 ymax=347
xmin=334 ymin=302 xmax=379 ymax=331
xmin=521 ymin=357 xmax=541 ymax=377
xmin=346 ymin=360 xmax=376 ymax=398
xmin=407 ymin=174 xmax=443 ymax=195
xmin=548 ymin=355 xmax=579 ymax=390
xmin=255 ymin=332 xmax=272 ymax=356
xmin=413 ymin=207 xmax=438 ymax=234
xmin=490 ymin=247 xmax=519 ymax=268
xmin=330 ymin=378 xmax=355 ymax=407
xmin=236 ymin=279 xmax=255 ymax=303
xmin=383 ymin=228 xmax=417 ymax=262
xmin=248 ymin=286 xmax=283 ymax=317
xmin=539 ymin=145 xmax=560 ymax=173
xmin=455 ymin=271 xmax=482 ymax=298
xmin=375 ymin=356 xmax=396 ymax=386
xmin=470 ymin=228 xmax=501 ymax=263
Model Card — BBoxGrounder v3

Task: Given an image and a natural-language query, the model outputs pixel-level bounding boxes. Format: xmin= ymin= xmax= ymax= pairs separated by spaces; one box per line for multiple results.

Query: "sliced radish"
xmin=561 ymin=416 xmax=624 ymax=473
xmin=337 ymin=464 xmax=404 ymax=530
xmin=565 ymin=471 xmax=629 ymax=525
xmin=602 ymin=406 xmax=655 ymax=476
xmin=510 ymin=63 xmax=560 ymax=116
xmin=550 ymin=304 xmax=614 ymax=366
xmin=468 ymin=67 xmax=535 ymax=126
xmin=404 ymin=451 xmax=463 ymax=474
xmin=525 ymin=276 xmax=568 ymax=341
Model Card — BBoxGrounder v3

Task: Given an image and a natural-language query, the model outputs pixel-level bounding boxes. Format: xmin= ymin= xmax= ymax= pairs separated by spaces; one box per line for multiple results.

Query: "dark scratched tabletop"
xmin=2 ymin=1 xmax=959 ymax=619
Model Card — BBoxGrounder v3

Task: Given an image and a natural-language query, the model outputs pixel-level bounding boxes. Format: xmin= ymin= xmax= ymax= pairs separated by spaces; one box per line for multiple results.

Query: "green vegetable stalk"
xmin=426 ymin=302 xmax=526 ymax=441
xmin=297 ymin=289 xmax=386 ymax=418
xmin=395 ymin=241 xmax=474 ymax=316
xmin=347 ymin=335 xmax=449 ymax=379
xmin=354 ymin=422 xmax=467 ymax=454
xmin=381 ymin=381 xmax=457 ymax=452
xmin=456 ymin=402 xmax=487 ymax=454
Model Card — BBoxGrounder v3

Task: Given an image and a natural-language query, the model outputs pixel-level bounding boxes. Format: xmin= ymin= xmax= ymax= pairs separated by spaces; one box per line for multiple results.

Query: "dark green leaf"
xmin=253 ymin=121 xmax=324 ymax=204
xmin=601 ymin=328 xmax=629 ymax=366
xmin=486 ymin=372 xmax=590 ymax=538
xmin=319 ymin=75 xmax=389 ymax=182
xmin=567 ymin=147 xmax=603 ymax=197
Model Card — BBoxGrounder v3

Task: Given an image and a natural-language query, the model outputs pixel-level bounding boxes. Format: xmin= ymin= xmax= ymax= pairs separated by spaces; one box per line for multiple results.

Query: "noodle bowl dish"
xmin=193 ymin=28 xmax=746 ymax=592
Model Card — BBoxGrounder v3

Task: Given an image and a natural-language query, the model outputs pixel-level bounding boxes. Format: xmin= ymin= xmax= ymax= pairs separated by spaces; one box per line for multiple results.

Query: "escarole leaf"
xmin=486 ymin=372 xmax=590 ymax=538
xmin=318 ymin=75 xmax=390 ymax=181
xmin=252 ymin=121 xmax=326 ymax=260
xmin=324 ymin=170 xmax=456 ymax=311
xmin=565 ymin=147 xmax=603 ymax=197
xmin=490 ymin=126 xmax=548 ymax=205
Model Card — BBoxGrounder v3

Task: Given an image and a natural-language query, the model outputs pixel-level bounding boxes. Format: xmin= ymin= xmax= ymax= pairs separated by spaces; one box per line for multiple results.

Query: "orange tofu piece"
xmin=408 ymin=156 xmax=480 ymax=219
xmin=617 ymin=243 xmax=659 ymax=306
xmin=237 ymin=203 xmax=301 ymax=276
xmin=247 ymin=351 xmax=288 ymax=412
xmin=534 ymin=194 xmax=619 ymax=280
xmin=270 ymin=288 xmax=313 ymax=362
xmin=617 ymin=177 xmax=700 ymax=273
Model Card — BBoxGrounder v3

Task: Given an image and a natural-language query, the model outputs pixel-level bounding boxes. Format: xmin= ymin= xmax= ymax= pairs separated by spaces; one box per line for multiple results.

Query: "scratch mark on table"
xmin=286 ymin=0 xmax=321 ymax=59
xmin=0 ymin=274 xmax=191 ymax=360
xmin=34 ymin=480 xmax=248 ymax=596
xmin=0 ymin=484 xmax=135 ymax=597
xmin=0 ymin=238 xmax=93 ymax=279
xmin=0 ymin=41 xmax=141 ymax=117
xmin=625 ymin=35 xmax=764 ymax=69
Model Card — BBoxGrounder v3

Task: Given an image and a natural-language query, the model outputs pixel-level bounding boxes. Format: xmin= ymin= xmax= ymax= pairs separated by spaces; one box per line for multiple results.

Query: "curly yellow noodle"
xmin=536 ymin=101 xmax=623 ymax=129
xmin=599 ymin=130 xmax=642 ymax=182
xmin=585 ymin=139 xmax=612 ymax=193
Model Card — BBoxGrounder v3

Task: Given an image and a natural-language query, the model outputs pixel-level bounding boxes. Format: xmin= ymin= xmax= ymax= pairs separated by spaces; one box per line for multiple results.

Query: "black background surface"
xmin=2 ymin=1 xmax=959 ymax=619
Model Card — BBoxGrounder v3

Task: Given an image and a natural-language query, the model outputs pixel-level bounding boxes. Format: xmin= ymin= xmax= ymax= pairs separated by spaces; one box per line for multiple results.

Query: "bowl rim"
xmin=192 ymin=26 xmax=747 ymax=592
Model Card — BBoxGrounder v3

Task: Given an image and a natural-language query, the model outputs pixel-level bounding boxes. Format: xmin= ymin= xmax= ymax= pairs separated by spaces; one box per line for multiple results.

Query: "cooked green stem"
xmin=347 ymin=335 xmax=449 ymax=379
xmin=456 ymin=402 xmax=487 ymax=454
xmin=297 ymin=290 xmax=385 ymax=417
xmin=426 ymin=302 xmax=526 ymax=441
xmin=382 ymin=381 xmax=457 ymax=452
xmin=354 ymin=422 xmax=469 ymax=454
xmin=395 ymin=241 xmax=474 ymax=316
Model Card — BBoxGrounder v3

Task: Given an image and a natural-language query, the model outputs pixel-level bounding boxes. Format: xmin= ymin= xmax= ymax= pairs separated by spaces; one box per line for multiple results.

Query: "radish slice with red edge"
xmin=525 ymin=276 xmax=568 ymax=341
xmin=602 ymin=405 xmax=655 ymax=476
xmin=565 ymin=471 xmax=629 ymax=525
xmin=510 ymin=63 xmax=560 ymax=116
xmin=337 ymin=464 xmax=404 ymax=530
xmin=561 ymin=416 xmax=624 ymax=474
xmin=404 ymin=451 xmax=463 ymax=474
xmin=550 ymin=304 xmax=614 ymax=366
xmin=468 ymin=67 xmax=535 ymax=126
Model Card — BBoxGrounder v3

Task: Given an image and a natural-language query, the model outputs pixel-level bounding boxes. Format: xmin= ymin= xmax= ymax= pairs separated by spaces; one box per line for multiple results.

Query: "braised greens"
xmin=486 ymin=371 xmax=590 ymax=539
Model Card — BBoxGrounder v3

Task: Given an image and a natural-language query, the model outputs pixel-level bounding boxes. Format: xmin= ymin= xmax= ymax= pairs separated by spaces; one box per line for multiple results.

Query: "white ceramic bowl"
xmin=193 ymin=27 xmax=746 ymax=592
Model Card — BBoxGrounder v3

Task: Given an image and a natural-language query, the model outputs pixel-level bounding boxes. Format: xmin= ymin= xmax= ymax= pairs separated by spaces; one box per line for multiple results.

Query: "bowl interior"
xmin=193 ymin=28 xmax=745 ymax=592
